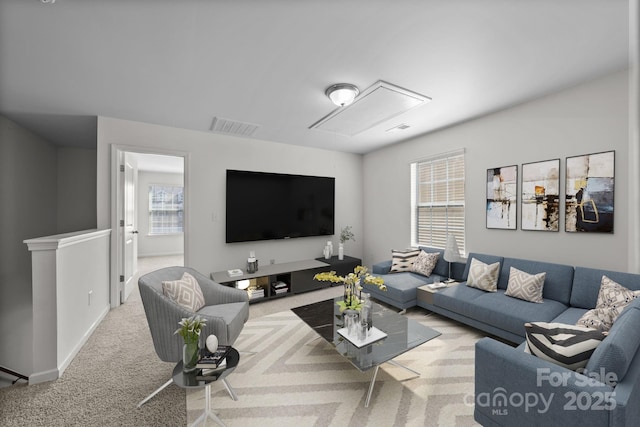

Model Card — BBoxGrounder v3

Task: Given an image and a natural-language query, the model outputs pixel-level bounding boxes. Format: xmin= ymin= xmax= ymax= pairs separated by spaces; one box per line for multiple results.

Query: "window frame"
xmin=148 ymin=184 xmax=185 ymax=236
xmin=410 ymin=149 xmax=465 ymax=252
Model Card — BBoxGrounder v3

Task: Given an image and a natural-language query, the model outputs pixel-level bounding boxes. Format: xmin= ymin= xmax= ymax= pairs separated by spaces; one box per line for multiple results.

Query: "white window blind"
xmin=411 ymin=151 xmax=465 ymax=252
xmin=148 ymin=185 xmax=184 ymax=235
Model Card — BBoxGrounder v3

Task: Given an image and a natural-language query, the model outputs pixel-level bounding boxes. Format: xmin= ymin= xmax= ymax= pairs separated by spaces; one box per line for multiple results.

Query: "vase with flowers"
xmin=338 ymin=226 xmax=355 ymax=260
xmin=314 ymin=265 xmax=386 ymax=312
xmin=175 ymin=315 xmax=206 ymax=373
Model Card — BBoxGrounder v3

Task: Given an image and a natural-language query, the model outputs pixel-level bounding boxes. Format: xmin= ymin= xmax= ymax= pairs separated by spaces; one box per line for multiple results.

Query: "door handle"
xmin=132 ymin=230 xmax=139 ymax=234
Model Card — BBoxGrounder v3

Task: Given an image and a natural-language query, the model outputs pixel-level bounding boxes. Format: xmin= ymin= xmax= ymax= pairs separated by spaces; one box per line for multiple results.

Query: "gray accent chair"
xmin=137 ymin=266 xmax=249 ymax=407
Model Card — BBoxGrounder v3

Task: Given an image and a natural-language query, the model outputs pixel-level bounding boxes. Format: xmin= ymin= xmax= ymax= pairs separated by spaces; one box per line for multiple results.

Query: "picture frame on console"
xmin=486 ymin=165 xmax=517 ymax=230
xmin=521 ymin=158 xmax=560 ymax=232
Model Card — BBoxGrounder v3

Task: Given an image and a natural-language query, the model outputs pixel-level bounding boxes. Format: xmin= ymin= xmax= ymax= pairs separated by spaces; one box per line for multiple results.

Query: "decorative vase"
xmin=182 ymin=338 xmax=200 ymax=373
xmin=338 ymin=243 xmax=344 ymax=260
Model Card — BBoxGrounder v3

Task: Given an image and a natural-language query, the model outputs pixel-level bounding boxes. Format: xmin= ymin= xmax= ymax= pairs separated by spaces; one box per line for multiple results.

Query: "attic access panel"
xmin=310 ymin=80 xmax=431 ymax=136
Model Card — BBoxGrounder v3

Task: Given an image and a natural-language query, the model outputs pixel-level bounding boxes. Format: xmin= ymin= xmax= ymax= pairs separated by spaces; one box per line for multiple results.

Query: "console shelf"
xmin=210 ymin=256 xmax=362 ymax=303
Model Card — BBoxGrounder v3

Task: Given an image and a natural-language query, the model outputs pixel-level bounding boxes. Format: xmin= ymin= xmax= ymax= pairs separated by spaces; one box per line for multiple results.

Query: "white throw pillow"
xmin=466 ymin=258 xmax=499 ymax=292
xmin=576 ymin=276 xmax=640 ymax=331
xmin=505 ymin=267 xmax=546 ymax=303
xmin=162 ymin=272 xmax=206 ymax=312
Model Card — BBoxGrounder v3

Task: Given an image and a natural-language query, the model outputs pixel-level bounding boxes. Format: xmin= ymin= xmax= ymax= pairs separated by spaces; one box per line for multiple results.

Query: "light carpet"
xmin=187 ymin=309 xmax=485 ymax=427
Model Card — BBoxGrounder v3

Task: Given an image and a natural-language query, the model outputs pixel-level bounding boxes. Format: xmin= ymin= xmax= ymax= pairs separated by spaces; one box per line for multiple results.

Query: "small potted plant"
xmin=175 ymin=315 xmax=206 ymax=373
xmin=339 ymin=226 xmax=355 ymax=260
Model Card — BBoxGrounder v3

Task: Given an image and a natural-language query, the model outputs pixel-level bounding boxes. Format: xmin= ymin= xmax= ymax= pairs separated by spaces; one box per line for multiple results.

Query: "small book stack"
xmin=227 ymin=269 xmax=243 ymax=277
xmin=248 ymin=287 xmax=265 ymax=300
xmin=271 ymin=281 xmax=289 ymax=295
xmin=196 ymin=345 xmax=232 ymax=369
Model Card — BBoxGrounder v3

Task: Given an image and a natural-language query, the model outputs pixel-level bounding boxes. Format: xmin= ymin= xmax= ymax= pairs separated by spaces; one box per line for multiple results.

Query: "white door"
xmin=121 ymin=153 xmax=138 ymax=302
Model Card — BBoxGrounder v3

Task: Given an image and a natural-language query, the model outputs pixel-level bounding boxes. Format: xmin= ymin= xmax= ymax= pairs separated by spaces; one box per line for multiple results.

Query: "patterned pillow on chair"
xmin=162 ymin=272 xmax=206 ymax=312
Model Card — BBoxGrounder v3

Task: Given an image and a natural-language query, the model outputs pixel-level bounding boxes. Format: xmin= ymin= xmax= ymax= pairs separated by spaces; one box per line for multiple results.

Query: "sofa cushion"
xmin=584 ymin=306 xmax=640 ymax=384
xmin=576 ymin=308 xmax=609 ymax=331
xmin=162 ymin=272 xmax=206 ymax=312
xmin=369 ymin=272 xmax=429 ymax=305
xmin=466 ymin=290 xmax=568 ymax=338
xmin=462 ymin=253 xmax=503 ymax=281
xmin=432 ymin=283 xmax=487 ymax=316
xmin=570 ymin=267 xmax=640 ymax=309
xmin=524 ymin=322 xmax=607 ymax=371
xmin=411 ymin=250 xmax=439 ymax=277
xmin=466 ymin=258 xmax=500 ymax=292
xmin=505 ymin=267 xmax=546 ymax=303
xmin=418 ymin=246 xmax=449 ymax=277
xmin=551 ymin=307 xmax=589 ymax=325
xmin=389 ymin=248 xmax=421 ymax=273
xmin=499 ymin=257 xmax=574 ymax=304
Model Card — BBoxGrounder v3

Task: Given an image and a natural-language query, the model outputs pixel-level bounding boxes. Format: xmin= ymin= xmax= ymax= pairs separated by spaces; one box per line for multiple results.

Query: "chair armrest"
xmin=372 ymin=260 xmax=392 ymax=275
xmin=474 ymin=337 xmax=614 ymax=427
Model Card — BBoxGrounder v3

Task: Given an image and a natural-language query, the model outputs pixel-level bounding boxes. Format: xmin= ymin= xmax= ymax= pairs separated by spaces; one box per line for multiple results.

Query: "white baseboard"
xmin=138 ymin=251 xmax=184 ymax=258
xmin=29 ymin=305 xmax=110 ymax=385
xmin=58 ymin=305 xmax=110 ymax=377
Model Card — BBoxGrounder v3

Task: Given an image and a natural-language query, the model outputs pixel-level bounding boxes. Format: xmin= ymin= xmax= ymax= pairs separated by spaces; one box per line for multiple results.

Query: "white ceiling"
xmin=0 ymin=0 xmax=631 ymax=154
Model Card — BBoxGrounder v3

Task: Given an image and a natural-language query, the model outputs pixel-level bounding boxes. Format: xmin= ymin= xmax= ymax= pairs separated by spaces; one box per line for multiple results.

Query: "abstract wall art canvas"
xmin=565 ymin=151 xmax=615 ymax=233
xmin=486 ymin=165 xmax=517 ymax=230
xmin=521 ymin=159 xmax=560 ymax=231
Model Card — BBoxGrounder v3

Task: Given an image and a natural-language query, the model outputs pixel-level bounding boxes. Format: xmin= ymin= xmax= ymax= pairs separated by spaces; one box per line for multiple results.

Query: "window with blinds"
xmin=411 ymin=151 xmax=465 ymax=252
xmin=148 ymin=185 xmax=184 ymax=235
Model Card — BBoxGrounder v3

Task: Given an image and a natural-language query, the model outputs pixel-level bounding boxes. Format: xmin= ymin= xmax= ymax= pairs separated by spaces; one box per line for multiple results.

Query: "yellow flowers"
xmin=314 ymin=265 xmax=386 ymax=311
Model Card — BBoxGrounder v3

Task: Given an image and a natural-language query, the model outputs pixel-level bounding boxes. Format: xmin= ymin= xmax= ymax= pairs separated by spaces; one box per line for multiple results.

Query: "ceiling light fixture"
xmin=325 ymin=83 xmax=359 ymax=107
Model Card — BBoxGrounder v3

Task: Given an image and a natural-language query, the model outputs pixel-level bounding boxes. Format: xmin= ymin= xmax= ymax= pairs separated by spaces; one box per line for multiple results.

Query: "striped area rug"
xmin=187 ymin=309 xmax=485 ymax=427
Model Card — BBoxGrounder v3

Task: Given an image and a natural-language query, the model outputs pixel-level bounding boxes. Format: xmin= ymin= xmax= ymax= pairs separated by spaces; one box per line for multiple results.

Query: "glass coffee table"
xmin=291 ymin=297 xmax=440 ymax=407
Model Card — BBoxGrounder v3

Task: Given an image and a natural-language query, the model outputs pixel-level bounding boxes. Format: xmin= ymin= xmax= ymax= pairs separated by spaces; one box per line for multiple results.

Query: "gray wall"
xmin=96 ymin=119 xmax=364 ymax=275
xmin=57 ymin=147 xmax=98 ymax=233
xmin=0 ymin=115 xmax=97 ymax=376
xmin=137 ymin=171 xmax=184 ymax=257
xmin=363 ymin=70 xmax=630 ymax=272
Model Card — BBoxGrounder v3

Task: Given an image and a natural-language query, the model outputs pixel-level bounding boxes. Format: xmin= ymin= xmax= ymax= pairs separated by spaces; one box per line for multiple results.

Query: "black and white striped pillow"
xmin=524 ymin=322 xmax=607 ymax=371
xmin=389 ymin=248 xmax=421 ymax=273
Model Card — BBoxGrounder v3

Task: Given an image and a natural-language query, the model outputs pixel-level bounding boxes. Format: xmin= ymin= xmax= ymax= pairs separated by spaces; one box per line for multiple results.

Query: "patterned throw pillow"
xmin=389 ymin=248 xmax=421 ymax=273
xmin=162 ymin=272 xmax=206 ymax=312
xmin=466 ymin=258 xmax=499 ymax=292
xmin=577 ymin=276 xmax=640 ymax=331
xmin=524 ymin=322 xmax=607 ymax=371
xmin=505 ymin=267 xmax=546 ymax=303
xmin=411 ymin=251 xmax=439 ymax=277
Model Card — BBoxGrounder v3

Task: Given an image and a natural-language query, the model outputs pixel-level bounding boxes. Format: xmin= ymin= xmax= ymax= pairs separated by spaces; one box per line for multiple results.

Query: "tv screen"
xmin=225 ymin=170 xmax=335 ymax=243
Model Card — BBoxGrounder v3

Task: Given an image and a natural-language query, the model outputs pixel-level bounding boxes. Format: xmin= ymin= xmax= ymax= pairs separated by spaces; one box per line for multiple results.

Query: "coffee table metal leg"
xmin=364 ymin=366 xmax=380 ymax=408
xmin=387 ymin=359 xmax=421 ymax=378
xmin=190 ymin=384 xmax=227 ymax=427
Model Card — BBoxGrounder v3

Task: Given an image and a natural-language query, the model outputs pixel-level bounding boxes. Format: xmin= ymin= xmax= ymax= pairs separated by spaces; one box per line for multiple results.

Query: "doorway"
xmin=112 ymin=149 xmax=187 ymax=307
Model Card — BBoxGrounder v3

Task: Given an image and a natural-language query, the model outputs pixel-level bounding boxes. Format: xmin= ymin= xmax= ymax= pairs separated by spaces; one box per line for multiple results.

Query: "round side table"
xmin=172 ymin=347 xmax=240 ymax=427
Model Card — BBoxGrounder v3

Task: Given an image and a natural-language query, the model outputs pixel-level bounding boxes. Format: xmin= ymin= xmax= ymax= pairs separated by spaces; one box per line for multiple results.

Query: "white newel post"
xmin=24 ymin=229 xmax=111 ymax=384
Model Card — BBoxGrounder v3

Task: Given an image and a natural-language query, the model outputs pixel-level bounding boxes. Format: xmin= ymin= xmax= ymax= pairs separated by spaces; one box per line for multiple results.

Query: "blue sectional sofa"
xmin=365 ymin=249 xmax=640 ymax=427
xmin=364 ymin=246 xmax=466 ymax=310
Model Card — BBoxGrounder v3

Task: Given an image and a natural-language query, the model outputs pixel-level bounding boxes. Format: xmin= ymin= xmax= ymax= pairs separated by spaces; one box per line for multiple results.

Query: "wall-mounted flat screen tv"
xmin=226 ymin=170 xmax=335 ymax=243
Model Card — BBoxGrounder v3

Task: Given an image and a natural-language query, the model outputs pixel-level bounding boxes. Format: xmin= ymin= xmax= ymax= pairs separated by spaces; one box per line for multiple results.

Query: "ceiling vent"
xmin=210 ymin=117 xmax=260 ymax=137
xmin=309 ymin=80 xmax=431 ymax=136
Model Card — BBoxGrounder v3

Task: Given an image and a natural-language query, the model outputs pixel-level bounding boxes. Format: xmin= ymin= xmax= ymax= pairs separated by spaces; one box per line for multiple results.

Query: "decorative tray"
xmin=337 ymin=326 xmax=388 ymax=348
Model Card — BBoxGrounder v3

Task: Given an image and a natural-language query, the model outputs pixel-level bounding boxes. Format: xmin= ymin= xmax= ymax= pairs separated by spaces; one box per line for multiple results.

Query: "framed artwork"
xmin=521 ymin=159 xmax=560 ymax=231
xmin=486 ymin=165 xmax=517 ymax=230
xmin=565 ymin=150 xmax=615 ymax=233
